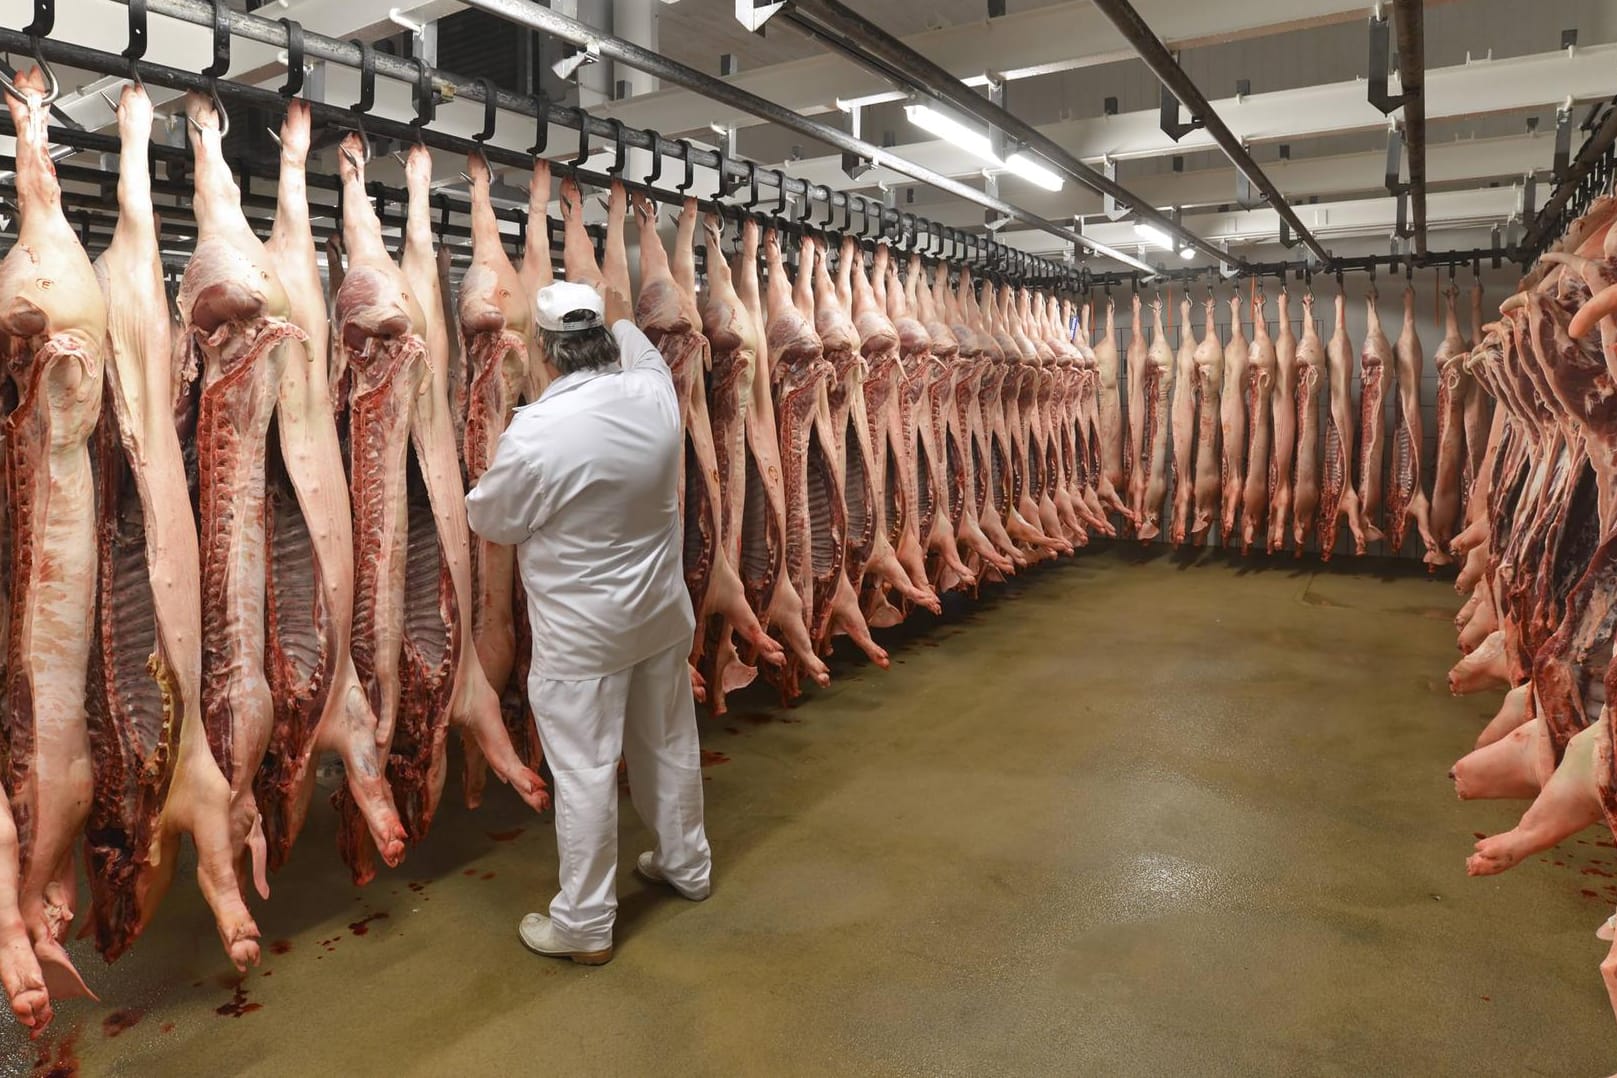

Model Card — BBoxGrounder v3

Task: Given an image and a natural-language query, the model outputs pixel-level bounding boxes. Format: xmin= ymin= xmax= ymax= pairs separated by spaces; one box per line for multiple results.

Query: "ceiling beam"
xmin=993 ymin=187 xmax=1518 ymax=258
xmin=461 ymin=0 xmax=1163 ymax=271
xmin=777 ymin=0 xmax=1236 ymax=263
xmin=1087 ymin=0 xmax=1330 ymax=263
xmin=594 ymin=0 xmax=1422 ymax=137
xmin=900 ymin=134 xmax=1546 ymax=230
xmin=780 ymin=43 xmax=1617 ymax=192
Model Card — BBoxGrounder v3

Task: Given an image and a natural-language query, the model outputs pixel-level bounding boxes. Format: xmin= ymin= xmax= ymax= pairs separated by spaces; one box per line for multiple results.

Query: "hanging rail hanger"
xmin=6 ymin=10 xmax=1499 ymax=289
xmin=124 ymin=0 xmax=147 ymax=88
xmin=0 ymin=0 xmax=60 ymax=103
xmin=642 ymin=129 xmax=663 ymax=188
xmin=603 ymin=118 xmax=626 ymax=178
xmin=471 ymin=75 xmax=497 ymax=144
xmin=347 ymin=37 xmax=376 ymax=163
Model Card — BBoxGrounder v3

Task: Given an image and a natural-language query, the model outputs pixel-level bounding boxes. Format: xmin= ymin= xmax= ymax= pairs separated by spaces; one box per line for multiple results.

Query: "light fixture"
xmin=1004 ymin=151 xmax=1063 ymax=193
xmin=1179 ymin=246 xmax=1196 ymax=260
xmin=904 ymin=103 xmax=1064 ymax=192
xmin=1132 ymin=221 xmax=1175 ymax=251
xmin=905 ymin=104 xmax=994 ymax=162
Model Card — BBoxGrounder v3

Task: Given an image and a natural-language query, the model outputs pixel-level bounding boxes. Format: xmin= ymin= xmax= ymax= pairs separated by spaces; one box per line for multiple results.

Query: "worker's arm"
xmin=465 ymin=424 xmax=547 ymax=544
xmin=606 ymin=285 xmax=673 ymax=382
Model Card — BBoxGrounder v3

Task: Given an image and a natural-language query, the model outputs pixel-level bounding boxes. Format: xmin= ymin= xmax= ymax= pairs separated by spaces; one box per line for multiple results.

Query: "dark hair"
xmin=540 ymin=320 xmax=619 ymax=376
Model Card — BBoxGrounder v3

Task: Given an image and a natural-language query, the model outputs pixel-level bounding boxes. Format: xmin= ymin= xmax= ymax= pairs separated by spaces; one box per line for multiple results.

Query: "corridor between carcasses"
xmin=5 ymin=551 xmax=1608 ymax=1077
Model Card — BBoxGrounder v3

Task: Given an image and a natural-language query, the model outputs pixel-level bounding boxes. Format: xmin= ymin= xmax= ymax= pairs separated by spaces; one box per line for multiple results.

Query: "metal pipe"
xmin=456 ymin=0 xmax=1163 ymax=273
xmin=1082 ymin=0 xmax=1332 ymax=266
xmin=1518 ymin=98 xmax=1617 ymax=256
xmin=0 ymin=29 xmax=1092 ymax=287
xmin=1392 ymin=0 xmax=1427 ymax=254
xmin=778 ymin=0 xmax=1247 ymax=267
xmin=109 ymin=0 xmax=1090 ymax=279
xmin=1077 ymin=246 xmax=1513 ymax=289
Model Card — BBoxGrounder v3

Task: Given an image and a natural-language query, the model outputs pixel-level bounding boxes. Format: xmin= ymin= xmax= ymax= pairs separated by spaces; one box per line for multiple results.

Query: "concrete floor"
xmin=5 ymin=547 xmax=1616 ymax=1076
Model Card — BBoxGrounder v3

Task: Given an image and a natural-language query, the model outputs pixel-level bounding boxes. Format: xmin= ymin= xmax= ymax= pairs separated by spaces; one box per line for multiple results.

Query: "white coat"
xmin=465 ymin=319 xmax=696 ymax=680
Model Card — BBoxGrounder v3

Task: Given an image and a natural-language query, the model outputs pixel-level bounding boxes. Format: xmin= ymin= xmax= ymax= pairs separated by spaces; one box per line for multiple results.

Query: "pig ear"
xmin=34 ymin=938 xmax=97 ymax=1003
xmin=1571 ymin=281 xmax=1617 ymax=341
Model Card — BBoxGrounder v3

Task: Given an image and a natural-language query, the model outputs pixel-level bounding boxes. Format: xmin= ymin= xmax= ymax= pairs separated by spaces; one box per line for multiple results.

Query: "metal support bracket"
xmin=986 ymin=74 xmax=1007 ymax=164
xmin=1554 ymin=103 xmax=1573 ymax=184
xmin=1235 ymin=165 xmax=1261 ymax=210
xmin=983 ymin=170 xmax=1010 ymax=231
xmin=1367 ymin=14 xmax=1408 ymax=115
xmin=1158 ymin=54 xmax=1203 ymax=142
xmin=1101 ymin=158 xmax=1127 ymax=221
xmin=1384 ymin=125 xmax=1408 ymax=195
xmin=841 ymin=102 xmax=870 ymax=181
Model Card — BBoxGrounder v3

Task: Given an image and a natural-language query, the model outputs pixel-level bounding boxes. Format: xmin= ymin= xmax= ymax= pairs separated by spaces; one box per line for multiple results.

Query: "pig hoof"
xmin=1466 ymin=835 xmax=1522 ymax=877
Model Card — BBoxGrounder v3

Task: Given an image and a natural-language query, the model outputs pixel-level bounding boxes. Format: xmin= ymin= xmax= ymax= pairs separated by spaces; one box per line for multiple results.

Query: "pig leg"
xmin=1475 ymin=683 xmax=1533 ymax=748
xmin=1456 ymin=544 xmax=1487 ymax=594
xmin=0 ymin=789 xmax=49 ymax=1033
xmin=1455 ymin=588 xmax=1483 ymax=631
xmin=1603 ymin=929 xmax=1617 ymax=1025
xmin=825 ymin=575 xmax=891 ymax=668
xmin=1449 ymin=630 xmax=1509 ymax=694
xmin=1458 ymin=601 xmax=1499 ymax=654
xmin=1451 ymin=714 xmax=1554 ymax=800
xmin=1452 ymin=513 xmax=1489 ymax=556
xmin=1467 ymin=719 xmax=1604 ymax=876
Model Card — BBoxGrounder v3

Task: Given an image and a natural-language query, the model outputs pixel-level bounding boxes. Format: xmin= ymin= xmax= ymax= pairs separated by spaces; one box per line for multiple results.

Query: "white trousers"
xmin=529 ymin=640 xmax=712 ymax=948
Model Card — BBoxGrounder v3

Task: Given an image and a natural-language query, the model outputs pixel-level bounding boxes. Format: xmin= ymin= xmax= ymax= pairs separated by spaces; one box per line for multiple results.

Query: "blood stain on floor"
xmin=215 ymin=980 xmax=262 ymax=1018
xmin=101 ymin=1009 xmax=144 ymax=1038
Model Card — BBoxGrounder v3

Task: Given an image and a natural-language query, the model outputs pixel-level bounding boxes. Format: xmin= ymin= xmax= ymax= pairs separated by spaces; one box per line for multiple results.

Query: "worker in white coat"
xmin=466 ymin=279 xmax=712 ymax=966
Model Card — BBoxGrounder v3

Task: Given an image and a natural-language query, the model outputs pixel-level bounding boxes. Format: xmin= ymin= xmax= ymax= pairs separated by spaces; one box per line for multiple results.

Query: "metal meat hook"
xmin=0 ymin=42 xmax=61 ymax=106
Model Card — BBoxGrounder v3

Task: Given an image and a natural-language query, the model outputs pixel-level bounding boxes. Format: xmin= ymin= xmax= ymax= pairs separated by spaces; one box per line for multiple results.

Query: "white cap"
xmin=536 ymin=280 xmax=606 ymax=332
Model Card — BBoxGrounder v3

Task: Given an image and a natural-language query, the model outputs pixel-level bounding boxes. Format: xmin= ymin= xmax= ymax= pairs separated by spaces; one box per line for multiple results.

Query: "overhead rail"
xmin=0 ymin=113 xmax=517 ymax=258
xmin=753 ymin=0 xmax=1251 ymax=268
xmin=10 ymin=0 xmax=1112 ymax=285
xmin=600 ymin=0 xmax=1391 ymax=136
xmin=0 ymin=1 xmax=1548 ymax=292
xmin=1518 ymin=95 xmax=1617 ymax=257
xmin=1077 ymin=246 xmax=1516 ymax=293
xmin=1086 ymin=0 xmax=1332 ymax=267
xmin=424 ymin=0 xmax=1163 ymax=275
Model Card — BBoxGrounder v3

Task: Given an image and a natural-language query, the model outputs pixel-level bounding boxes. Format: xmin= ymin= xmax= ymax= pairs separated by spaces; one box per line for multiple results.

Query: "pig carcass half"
xmin=0 ymin=63 xmax=107 ymax=1024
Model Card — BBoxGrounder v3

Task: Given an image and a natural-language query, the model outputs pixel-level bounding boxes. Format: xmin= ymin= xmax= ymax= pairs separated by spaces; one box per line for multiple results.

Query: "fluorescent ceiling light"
xmin=1004 ymin=151 xmax=1063 ymax=192
xmin=905 ymin=104 xmax=995 ymax=163
xmin=1132 ymin=221 xmax=1175 ymax=251
xmin=904 ymin=104 xmax=1064 ymax=192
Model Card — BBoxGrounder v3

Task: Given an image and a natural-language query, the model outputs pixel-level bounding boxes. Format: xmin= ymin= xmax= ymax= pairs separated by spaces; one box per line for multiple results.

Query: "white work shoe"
xmin=635 ymin=852 xmax=710 ymax=901
xmin=518 ymin=914 xmax=613 ymax=966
